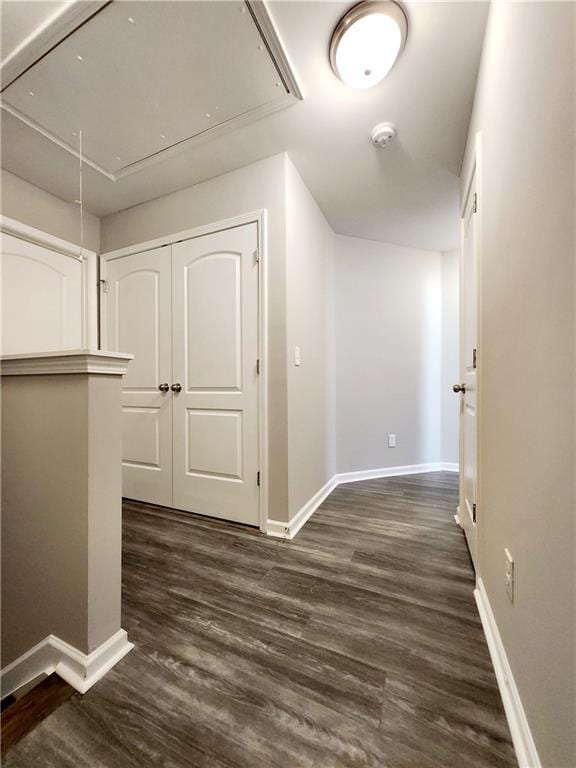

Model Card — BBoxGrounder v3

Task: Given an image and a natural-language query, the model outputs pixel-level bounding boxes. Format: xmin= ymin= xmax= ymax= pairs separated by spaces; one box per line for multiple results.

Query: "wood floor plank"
xmin=1 ymin=674 xmax=75 ymax=756
xmin=4 ymin=472 xmax=517 ymax=767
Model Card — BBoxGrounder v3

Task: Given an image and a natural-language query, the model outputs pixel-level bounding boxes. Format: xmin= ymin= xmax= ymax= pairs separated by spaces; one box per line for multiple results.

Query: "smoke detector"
xmin=371 ymin=122 xmax=396 ymax=148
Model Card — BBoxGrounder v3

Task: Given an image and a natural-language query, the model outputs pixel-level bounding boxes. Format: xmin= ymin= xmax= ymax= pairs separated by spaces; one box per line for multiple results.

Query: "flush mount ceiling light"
xmin=330 ymin=0 xmax=407 ymax=89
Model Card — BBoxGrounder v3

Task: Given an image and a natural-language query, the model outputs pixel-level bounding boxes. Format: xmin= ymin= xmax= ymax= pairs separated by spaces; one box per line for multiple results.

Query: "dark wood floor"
xmin=1 ymin=674 xmax=74 ymax=757
xmin=4 ymin=472 xmax=516 ymax=767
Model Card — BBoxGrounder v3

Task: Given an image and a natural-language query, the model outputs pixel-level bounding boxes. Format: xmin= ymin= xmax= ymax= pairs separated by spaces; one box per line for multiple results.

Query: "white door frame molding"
xmin=0 ymin=214 xmax=98 ymax=349
xmin=459 ymin=132 xmax=483 ymax=567
xmin=100 ymin=210 xmax=269 ymax=533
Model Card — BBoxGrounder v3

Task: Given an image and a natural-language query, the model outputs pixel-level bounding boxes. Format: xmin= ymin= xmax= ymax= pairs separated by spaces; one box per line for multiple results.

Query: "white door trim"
xmin=100 ymin=210 xmax=269 ymax=532
xmin=100 ymin=211 xmax=267 ymax=262
xmin=0 ymin=214 xmax=98 ymax=349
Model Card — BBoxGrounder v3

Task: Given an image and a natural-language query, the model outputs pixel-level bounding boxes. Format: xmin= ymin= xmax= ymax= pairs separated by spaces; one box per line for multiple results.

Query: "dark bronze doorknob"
xmin=171 ymin=383 xmax=182 ymax=393
xmin=158 ymin=382 xmax=169 ymax=392
xmin=453 ymin=383 xmax=466 ymax=394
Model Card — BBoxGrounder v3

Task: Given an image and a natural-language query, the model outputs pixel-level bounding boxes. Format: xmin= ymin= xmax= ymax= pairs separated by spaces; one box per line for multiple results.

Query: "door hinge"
xmin=254 ymin=248 xmax=260 ymax=264
xmin=257 ymin=471 xmax=261 ymax=487
xmin=99 ymin=278 xmax=108 ymax=293
xmin=473 ymin=348 xmax=477 ymax=369
xmin=256 ymin=359 xmax=260 ymax=375
xmin=472 ymin=503 xmax=477 ymax=523
xmin=473 ymin=192 xmax=478 ymax=214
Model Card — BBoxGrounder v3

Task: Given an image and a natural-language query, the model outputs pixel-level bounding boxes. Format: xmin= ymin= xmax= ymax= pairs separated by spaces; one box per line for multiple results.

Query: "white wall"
xmin=2 ymin=371 xmax=124 ymax=665
xmin=102 ymin=155 xmax=456 ymax=525
xmin=1 ymin=169 xmax=100 ymax=253
xmin=102 ymin=154 xmax=338 ymax=525
xmin=441 ymin=250 xmax=460 ymax=465
xmin=335 ymin=235 xmax=443 ymax=473
xmin=3 ymin=151 xmax=459 ymax=529
xmin=101 ymin=155 xmax=291 ymax=522
xmin=285 ymin=157 xmax=335 ymax=518
xmin=462 ymin=3 xmax=575 ymax=766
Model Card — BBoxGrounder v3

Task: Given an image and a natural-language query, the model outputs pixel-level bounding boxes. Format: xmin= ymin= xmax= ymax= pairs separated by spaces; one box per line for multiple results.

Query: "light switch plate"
xmin=294 ymin=346 xmax=301 ymax=366
xmin=388 ymin=433 xmax=396 ymax=448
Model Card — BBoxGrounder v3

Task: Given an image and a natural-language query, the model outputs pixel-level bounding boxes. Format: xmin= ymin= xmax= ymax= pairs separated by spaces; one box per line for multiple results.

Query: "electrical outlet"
xmin=504 ymin=548 xmax=514 ymax=603
xmin=388 ymin=433 xmax=396 ymax=448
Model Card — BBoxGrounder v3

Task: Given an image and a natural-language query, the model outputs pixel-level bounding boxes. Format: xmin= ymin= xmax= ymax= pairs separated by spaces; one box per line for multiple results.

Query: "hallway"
xmin=4 ymin=473 xmax=515 ymax=767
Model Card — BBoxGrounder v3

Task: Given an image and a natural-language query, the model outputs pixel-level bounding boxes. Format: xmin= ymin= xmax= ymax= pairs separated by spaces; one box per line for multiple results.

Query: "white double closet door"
xmin=104 ymin=223 xmax=260 ymax=526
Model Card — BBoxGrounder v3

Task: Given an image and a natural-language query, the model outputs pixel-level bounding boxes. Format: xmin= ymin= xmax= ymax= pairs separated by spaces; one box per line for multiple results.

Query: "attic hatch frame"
xmin=0 ymin=0 xmax=303 ymax=182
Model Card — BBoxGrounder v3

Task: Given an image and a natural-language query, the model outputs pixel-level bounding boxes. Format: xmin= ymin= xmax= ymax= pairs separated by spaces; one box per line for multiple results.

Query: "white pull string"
xmin=79 ymin=128 xmax=84 ymax=261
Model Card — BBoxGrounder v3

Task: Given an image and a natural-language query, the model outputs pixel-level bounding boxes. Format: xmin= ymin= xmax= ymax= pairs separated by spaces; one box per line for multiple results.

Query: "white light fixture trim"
xmin=330 ymin=0 xmax=407 ymax=89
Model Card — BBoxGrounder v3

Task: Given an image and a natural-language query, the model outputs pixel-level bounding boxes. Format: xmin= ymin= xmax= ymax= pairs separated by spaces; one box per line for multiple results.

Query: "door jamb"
xmin=99 ymin=209 xmax=269 ymax=533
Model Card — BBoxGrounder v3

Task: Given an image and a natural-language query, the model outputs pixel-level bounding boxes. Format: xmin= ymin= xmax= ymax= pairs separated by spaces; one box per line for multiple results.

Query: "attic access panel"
xmin=1 ymin=0 xmax=301 ymax=180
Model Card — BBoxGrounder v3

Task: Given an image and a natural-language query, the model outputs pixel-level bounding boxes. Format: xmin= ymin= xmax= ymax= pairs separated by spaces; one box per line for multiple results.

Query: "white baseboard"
xmin=474 ymin=578 xmax=541 ymax=768
xmin=267 ymin=476 xmax=338 ymax=539
xmin=267 ymin=463 xmax=458 ymax=540
xmin=265 ymin=519 xmax=292 ymax=539
xmin=441 ymin=462 xmax=460 ymax=472
xmin=1 ymin=629 xmax=133 ymax=699
xmin=454 ymin=505 xmax=462 ymax=527
xmin=1 ymin=638 xmax=56 ymax=699
xmin=335 ymin=462 xmax=444 ymax=485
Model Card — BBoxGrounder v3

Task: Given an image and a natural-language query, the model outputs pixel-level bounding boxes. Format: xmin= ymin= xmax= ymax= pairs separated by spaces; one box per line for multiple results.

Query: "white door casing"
xmin=171 ymin=224 xmax=260 ymax=526
xmin=1 ymin=232 xmax=83 ymax=354
xmin=459 ymin=171 xmax=478 ymax=567
xmin=103 ymin=247 xmax=173 ymax=507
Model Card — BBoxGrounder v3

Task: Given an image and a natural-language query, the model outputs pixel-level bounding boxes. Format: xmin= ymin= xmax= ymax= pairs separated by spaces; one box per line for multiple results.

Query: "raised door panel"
xmin=185 ymin=254 xmax=241 ymax=391
xmin=122 ymin=407 xmax=161 ymax=469
xmin=172 ymin=224 xmax=259 ymax=526
xmin=104 ymin=247 xmax=172 ymax=507
xmin=1 ymin=234 xmax=82 ymax=354
xmin=186 ymin=410 xmax=242 ymax=479
xmin=117 ymin=270 xmax=161 ymax=390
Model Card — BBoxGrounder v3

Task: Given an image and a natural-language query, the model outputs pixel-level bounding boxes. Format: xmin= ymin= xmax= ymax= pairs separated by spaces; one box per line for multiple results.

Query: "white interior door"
xmin=104 ymin=247 xmax=173 ymax=507
xmin=1 ymin=233 xmax=83 ymax=354
xmin=171 ymin=224 xmax=260 ymax=526
xmin=458 ymin=175 xmax=478 ymax=566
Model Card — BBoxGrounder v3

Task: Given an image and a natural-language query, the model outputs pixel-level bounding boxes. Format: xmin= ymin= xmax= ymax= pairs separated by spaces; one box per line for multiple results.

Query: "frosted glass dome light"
xmin=330 ymin=1 xmax=408 ymax=89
